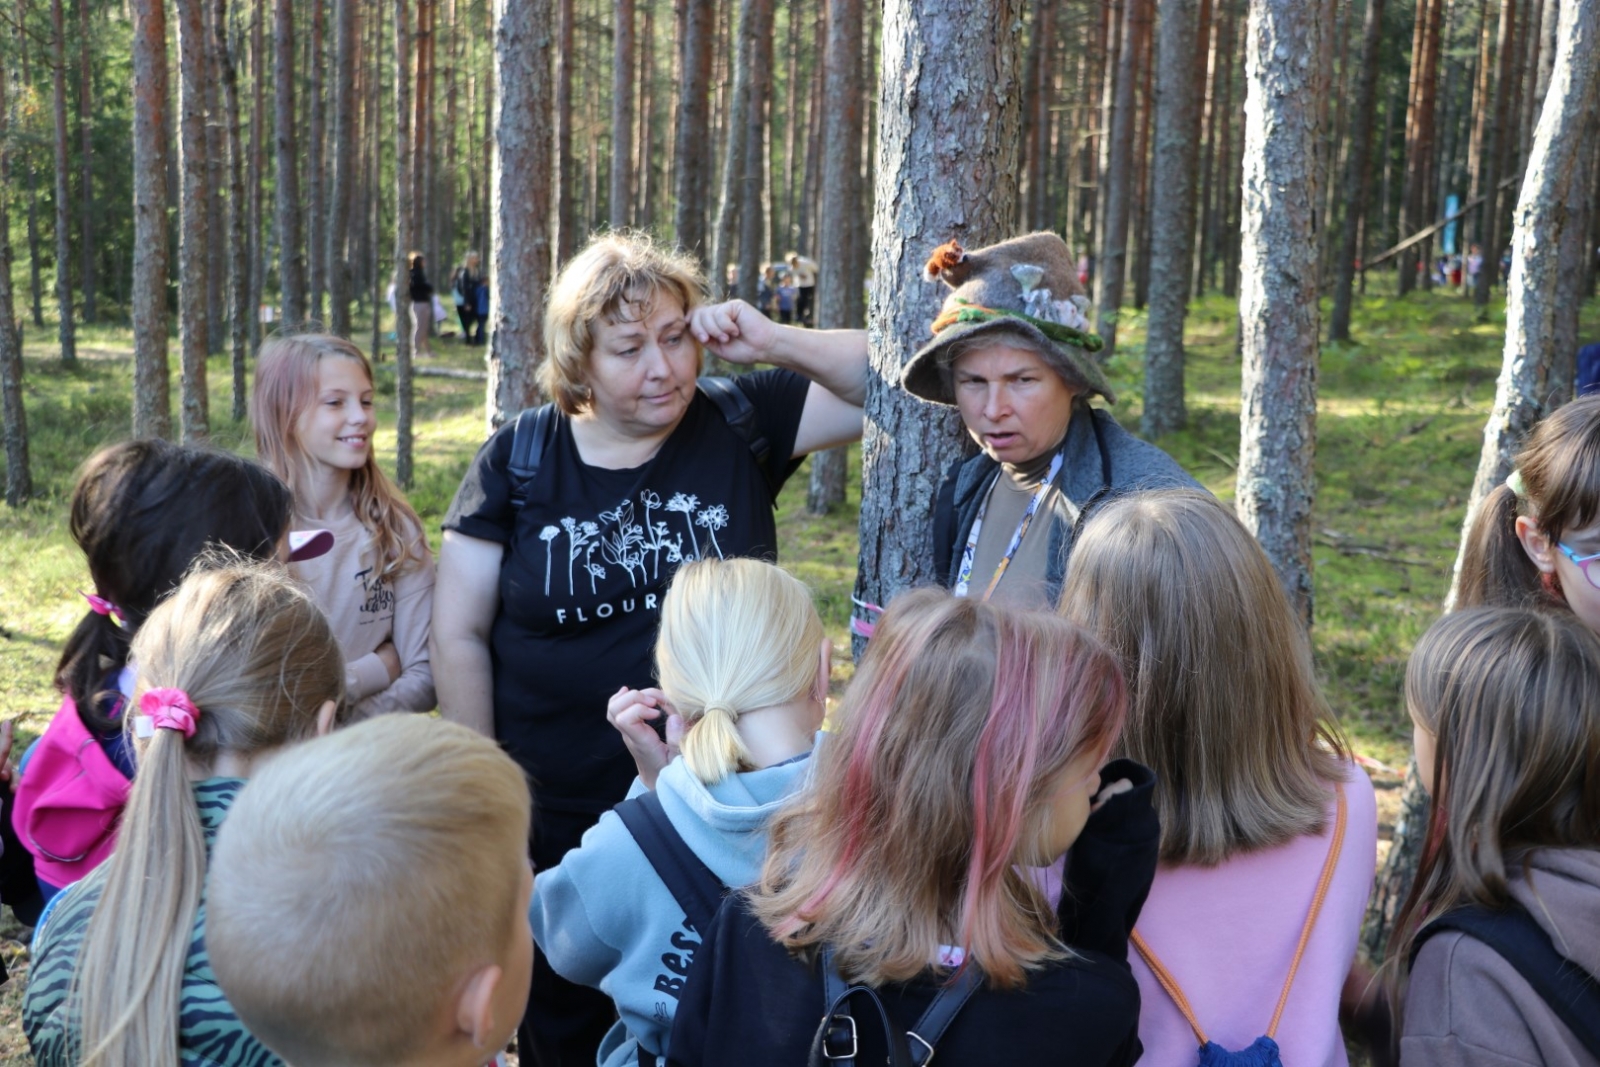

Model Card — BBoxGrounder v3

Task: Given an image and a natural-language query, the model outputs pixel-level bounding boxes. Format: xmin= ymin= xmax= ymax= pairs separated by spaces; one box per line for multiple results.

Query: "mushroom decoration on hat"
xmin=901 ymin=231 xmax=1114 ymax=406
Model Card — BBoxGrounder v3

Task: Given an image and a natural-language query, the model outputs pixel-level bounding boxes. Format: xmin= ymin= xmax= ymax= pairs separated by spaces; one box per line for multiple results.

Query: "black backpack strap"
xmin=613 ymin=790 xmax=725 ymax=934
xmin=697 ymin=375 xmax=773 ymax=491
xmin=1413 ymin=903 xmax=1600 ymax=1055
xmin=506 ymin=403 xmax=559 ymax=511
xmin=811 ymin=945 xmax=983 ymax=1067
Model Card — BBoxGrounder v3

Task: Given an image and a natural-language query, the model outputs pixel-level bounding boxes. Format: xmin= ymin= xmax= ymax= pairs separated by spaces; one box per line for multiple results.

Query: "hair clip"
xmin=1505 ymin=469 xmax=1527 ymax=499
xmin=81 ymin=592 xmax=127 ymax=627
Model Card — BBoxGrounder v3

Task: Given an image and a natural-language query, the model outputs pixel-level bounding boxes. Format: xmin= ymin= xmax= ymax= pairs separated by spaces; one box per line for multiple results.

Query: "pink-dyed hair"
xmin=250 ymin=333 xmax=426 ymax=580
xmin=752 ymin=589 xmax=1127 ymax=990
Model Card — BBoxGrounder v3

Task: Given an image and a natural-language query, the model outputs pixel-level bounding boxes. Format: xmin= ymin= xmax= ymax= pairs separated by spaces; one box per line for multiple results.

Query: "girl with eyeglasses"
xmin=1458 ymin=393 xmax=1600 ymax=630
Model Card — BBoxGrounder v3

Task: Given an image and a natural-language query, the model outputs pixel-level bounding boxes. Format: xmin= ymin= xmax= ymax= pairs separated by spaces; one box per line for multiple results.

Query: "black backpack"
xmin=505 ymin=376 xmax=772 ymax=512
xmin=615 ymin=790 xmax=980 ymax=1067
xmin=1411 ymin=902 xmax=1600 ymax=1055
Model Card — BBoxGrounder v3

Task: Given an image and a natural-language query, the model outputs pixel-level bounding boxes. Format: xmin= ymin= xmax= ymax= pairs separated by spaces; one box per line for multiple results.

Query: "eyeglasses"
xmin=1557 ymin=542 xmax=1600 ymax=590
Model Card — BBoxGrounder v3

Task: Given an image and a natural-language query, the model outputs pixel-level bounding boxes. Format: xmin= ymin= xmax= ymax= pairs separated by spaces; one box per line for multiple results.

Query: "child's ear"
xmin=1515 ymin=516 xmax=1560 ymax=574
xmin=454 ymin=963 xmax=505 ymax=1052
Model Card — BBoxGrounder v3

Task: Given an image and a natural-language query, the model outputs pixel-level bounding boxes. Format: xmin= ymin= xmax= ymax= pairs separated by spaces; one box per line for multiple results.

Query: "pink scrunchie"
xmin=139 ymin=688 xmax=202 ymax=739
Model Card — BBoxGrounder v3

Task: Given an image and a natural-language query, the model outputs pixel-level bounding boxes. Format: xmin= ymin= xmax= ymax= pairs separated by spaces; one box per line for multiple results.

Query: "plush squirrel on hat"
xmin=902 ymin=231 xmax=1114 ymax=406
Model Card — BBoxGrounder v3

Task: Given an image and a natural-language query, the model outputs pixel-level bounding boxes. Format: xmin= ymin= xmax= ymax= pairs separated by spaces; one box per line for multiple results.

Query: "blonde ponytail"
xmin=71 ymin=561 xmax=344 ymax=1067
xmin=657 ymin=560 xmax=824 ymax=785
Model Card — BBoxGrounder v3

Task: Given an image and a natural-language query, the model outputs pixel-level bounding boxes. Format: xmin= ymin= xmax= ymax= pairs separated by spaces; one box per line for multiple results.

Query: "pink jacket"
xmin=10 ymin=694 xmax=133 ymax=888
xmin=1129 ymin=763 xmax=1379 ymax=1066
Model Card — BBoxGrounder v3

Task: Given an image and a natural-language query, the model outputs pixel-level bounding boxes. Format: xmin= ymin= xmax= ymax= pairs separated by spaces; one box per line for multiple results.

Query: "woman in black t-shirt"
xmin=434 ymin=231 xmax=866 ymax=1067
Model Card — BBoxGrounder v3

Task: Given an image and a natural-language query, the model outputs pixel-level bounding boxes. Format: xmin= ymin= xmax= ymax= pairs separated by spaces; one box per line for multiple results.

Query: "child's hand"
xmin=606 ymin=687 xmax=683 ymax=790
xmin=375 ymin=640 xmax=402 ymax=683
xmin=1091 ymin=777 xmax=1133 ymax=813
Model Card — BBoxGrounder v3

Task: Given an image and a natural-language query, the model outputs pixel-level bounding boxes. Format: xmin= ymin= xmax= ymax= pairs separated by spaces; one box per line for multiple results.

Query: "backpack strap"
xmin=506 ymin=403 xmax=559 ymax=511
xmin=1411 ymin=903 xmax=1600 ymax=1055
xmin=613 ymin=790 xmax=725 ymax=935
xmin=811 ymin=945 xmax=984 ymax=1067
xmin=505 ymin=378 xmax=771 ymax=513
xmin=696 ymin=375 xmax=774 ymax=493
xmin=1131 ymin=782 xmax=1349 ymax=1045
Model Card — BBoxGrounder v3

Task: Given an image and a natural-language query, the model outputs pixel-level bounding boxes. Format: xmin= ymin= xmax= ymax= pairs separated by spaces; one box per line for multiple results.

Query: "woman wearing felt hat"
xmin=906 ymin=231 xmax=1201 ymax=607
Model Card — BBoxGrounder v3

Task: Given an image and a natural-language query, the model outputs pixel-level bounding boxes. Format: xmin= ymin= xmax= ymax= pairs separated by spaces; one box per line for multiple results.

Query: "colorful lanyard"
xmin=953 ymin=450 xmax=1066 ymax=600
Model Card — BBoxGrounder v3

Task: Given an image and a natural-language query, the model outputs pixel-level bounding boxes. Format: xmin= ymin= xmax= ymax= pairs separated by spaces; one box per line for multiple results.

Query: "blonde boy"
xmin=207 ymin=715 xmax=533 ymax=1067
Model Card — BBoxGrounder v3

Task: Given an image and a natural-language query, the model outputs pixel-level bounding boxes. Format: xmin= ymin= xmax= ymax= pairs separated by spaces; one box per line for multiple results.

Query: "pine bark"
xmin=202 ymin=0 xmax=224 ymax=349
xmin=327 ymin=0 xmax=357 ymax=334
xmin=1095 ymin=0 xmax=1144 ymax=356
xmin=76 ymin=0 xmax=95 ymax=323
xmin=247 ymin=0 xmax=265 ymax=350
xmin=711 ymin=0 xmax=756 ymax=296
xmin=672 ymin=0 xmax=712 ymax=265
xmin=1023 ymin=3 xmax=1054 ymax=231
xmin=808 ymin=0 xmax=863 ymax=517
xmin=215 ymin=0 xmax=249 ymax=420
xmin=17 ymin=0 xmax=45 ymax=329
xmin=1236 ymin=0 xmax=1326 ymax=626
xmin=394 ymin=0 xmax=414 ymax=479
xmin=50 ymin=0 xmax=77 ymax=363
xmin=1474 ymin=0 xmax=1517 ymax=307
xmin=554 ymin=0 xmax=575 ymax=264
xmin=276 ymin=0 xmax=306 ymax=324
xmin=1329 ymin=0 xmax=1386 ymax=342
xmin=0 ymin=48 xmax=32 ymax=505
xmin=486 ymin=0 xmax=553 ymax=426
xmin=176 ymin=0 xmax=211 ymax=439
xmin=1142 ymin=0 xmax=1202 ymax=439
xmin=610 ymin=0 xmax=634 ymax=229
xmin=853 ymin=0 xmax=1023 ymax=653
xmin=131 ymin=0 xmax=172 ymax=438
xmin=736 ymin=0 xmax=772 ymax=306
xmin=307 ymin=0 xmax=327 ymax=324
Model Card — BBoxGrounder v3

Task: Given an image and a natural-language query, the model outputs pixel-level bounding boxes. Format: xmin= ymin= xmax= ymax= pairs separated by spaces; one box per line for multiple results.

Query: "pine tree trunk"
xmin=736 ymin=0 xmax=772 ymax=306
xmin=1474 ymin=0 xmax=1517 ymax=307
xmin=276 ymin=0 xmax=306 ymax=324
xmin=796 ymin=9 xmax=824 ymax=254
xmin=1023 ymin=3 xmax=1054 ymax=230
xmin=75 ymin=0 xmax=96 ymax=323
xmin=710 ymin=0 xmax=755 ymax=298
xmin=307 ymin=0 xmax=326 ymax=324
xmin=780 ymin=0 xmax=802 ymax=248
xmin=1330 ymin=0 xmax=1384 ymax=341
xmin=1236 ymin=0 xmax=1326 ymax=627
xmin=1142 ymin=0 xmax=1202 ymax=440
xmin=1131 ymin=12 xmax=1155 ymax=310
xmin=176 ymin=0 xmax=212 ymax=440
xmin=635 ymin=0 xmax=654 ymax=226
xmin=0 ymin=50 xmax=32 ymax=505
xmin=394 ymin=0 xmax=414 ymax=480
xmin=672 ymin=0 xmax=712 ymax=266
xmin=50 ymin=0 xmax=77 ymax=363
xmin=17 ymin=0 xmax=45 ymax=330
xmin=1547 ymin=115 xmax=1597 ymax=407
xmin=202 ymin=0 xmax=224 ymax=350
xmin=808 ymin=0 xmax=862 ymax=516
xmin=326 ymin=0 xmax=356 ymax=334
xmin=1372 ymin=0 xmax=1600 ymax=961
xmin=215 ymin=0 xmax=249 ymax=419
xmin=1095 ymin=0 xmax=1143 ymax=356
xmin=131 ymin=0 xmax=172 ymax=438
xmin=853 ymin=0 xmax=1023 ymax=653
xmin=610 ymin=0 xmax=634 ymax=229
xmin=247 ymin=0 xmax=265 ymax=350
xmin=555 ymin=0 xmax=576 ymax=264
xmin=486 ymin=0 xmax=553 ymax=425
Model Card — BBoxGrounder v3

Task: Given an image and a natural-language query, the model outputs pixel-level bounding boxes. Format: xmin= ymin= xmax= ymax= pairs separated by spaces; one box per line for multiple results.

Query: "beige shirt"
xmin=966 ymin=450 xmax=1076 ymax=609
xmin=290 ymin=508 xmax=437 ymax=716
xmin=788 ymin=256 xmax=819 ymax=288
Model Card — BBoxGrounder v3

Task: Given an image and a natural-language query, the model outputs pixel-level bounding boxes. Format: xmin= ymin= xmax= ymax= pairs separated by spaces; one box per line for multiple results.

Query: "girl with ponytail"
xmin=23 ymin=561 xmax=347 ymax=1067
xmin=10 ymin=440 xmax=323 ymax=908
xmin=529 ymin=558 xmax=830 ymax=1067
xmin=1457 ymin=393 xmax=1600 ymax=630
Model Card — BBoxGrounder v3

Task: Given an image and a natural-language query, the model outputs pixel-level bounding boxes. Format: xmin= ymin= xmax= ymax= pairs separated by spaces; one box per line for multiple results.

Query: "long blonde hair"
xmin=251 ymin=332 xmax=427 ymax=580
xmin=207 ymin=715 xmax=531 ymax=1067
xmin=72 ymin=561 xmax=346 ymax=1067
xmin=752 ymin=590 xmax=1126 ymax=989
xmin=1059 ymin=490 xmax=1347 ymax=865
xmin=657 ymin=559 xmax=825 ymax=785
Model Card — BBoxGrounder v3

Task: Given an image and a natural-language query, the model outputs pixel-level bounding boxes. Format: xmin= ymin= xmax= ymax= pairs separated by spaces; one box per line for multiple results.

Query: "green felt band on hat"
xmin=936 ymin=300 xmax=1106 ymax=353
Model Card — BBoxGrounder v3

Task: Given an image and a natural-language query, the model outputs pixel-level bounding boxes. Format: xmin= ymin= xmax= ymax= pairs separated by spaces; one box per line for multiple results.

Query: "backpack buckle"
xmin=908 ymin=1031 xmax=935 ymax=1065
xmin=822 ymin=1014 xmax=858 ymax=1060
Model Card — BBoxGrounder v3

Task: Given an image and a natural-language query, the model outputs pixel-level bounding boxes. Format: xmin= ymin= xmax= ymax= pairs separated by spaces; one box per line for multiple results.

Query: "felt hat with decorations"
xmin=900 ymin=231 xmax=1114 ymax=406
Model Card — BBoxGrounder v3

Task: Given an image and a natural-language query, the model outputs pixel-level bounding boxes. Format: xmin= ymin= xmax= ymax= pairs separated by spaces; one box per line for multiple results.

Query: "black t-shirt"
xmin=442 ymin=370 xmax=809 ymax=813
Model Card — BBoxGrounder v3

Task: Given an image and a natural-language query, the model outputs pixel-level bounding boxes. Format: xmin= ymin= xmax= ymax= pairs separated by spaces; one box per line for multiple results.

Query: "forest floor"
xmin=0 ymin=287 xmax=1594 ymax=1062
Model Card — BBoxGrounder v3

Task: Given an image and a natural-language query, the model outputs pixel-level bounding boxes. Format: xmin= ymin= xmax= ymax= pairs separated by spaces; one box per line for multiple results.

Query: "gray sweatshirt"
xmin=1402 ymin=848 xmax=1600 ymax=1066
xmin=529 ymin=747 xmax=815 ymax=1067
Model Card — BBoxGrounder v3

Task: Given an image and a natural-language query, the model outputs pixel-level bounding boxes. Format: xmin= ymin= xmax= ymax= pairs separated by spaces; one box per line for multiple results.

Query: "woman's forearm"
xmin=432 ymin=633 xmax=496 ymax=736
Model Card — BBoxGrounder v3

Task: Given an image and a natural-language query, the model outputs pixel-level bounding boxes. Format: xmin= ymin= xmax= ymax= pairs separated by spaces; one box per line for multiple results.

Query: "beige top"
xmin=290 ymin=508 xmax=437 ymax=716
xmin=967 ymin=448 xmax=1076 ymax=609
xmin=788 ymin=256 xmax=819 ymax=288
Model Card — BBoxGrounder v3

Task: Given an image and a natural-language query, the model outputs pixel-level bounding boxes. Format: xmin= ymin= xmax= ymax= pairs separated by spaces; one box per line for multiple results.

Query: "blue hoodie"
xmin=529 ymin=746 xmax=816 ymax=1067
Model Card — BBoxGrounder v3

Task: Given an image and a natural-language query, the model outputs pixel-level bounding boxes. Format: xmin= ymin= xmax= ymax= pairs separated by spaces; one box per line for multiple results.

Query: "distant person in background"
xmin=408 ymin=252 xmax=434 ymax=358
xmin=776 ymin=272 xmax=797 ymax=325
xmin=785 ymin=252 xmax=818 ymax=327
xmin=452 ymin=251 xmax=484 ymax=346
xmin=1578 ymin=343 xmax=1600 ymax=397
xmin=757 ymin=264 xmax=779 ymax=318
xmin=1466 ymin=243 xmax=1483 ymax=289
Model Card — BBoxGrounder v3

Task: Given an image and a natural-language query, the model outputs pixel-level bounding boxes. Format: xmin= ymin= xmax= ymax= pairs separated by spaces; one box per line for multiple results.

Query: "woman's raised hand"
xmin=689 ymin=299 xmax=777 ymax=366
xmin=606 ymin=686 xmax=684 ymax=790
